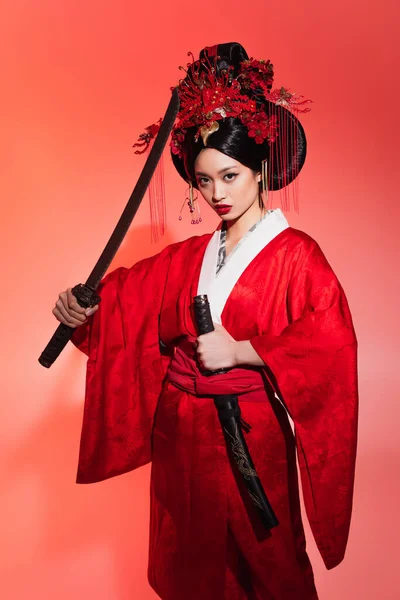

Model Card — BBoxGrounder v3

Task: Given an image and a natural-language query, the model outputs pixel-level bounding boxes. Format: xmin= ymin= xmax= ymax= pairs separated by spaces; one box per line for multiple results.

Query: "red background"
xmin=1 ymin=1 xmax=399 ymax=598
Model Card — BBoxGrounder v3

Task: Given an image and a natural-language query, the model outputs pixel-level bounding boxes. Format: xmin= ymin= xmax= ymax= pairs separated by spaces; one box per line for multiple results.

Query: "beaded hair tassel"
xmin=179 ymin=182 xmax=202 ymax=224
xmin=132 ymin=119 xmax=166 ymax=243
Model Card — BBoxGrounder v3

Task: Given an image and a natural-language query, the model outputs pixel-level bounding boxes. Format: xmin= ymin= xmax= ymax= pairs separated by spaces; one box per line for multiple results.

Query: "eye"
xmin=224 ymin=172 xmax=237 ymax=181
xmin=197 ymin=177 xmax=210 ymax=187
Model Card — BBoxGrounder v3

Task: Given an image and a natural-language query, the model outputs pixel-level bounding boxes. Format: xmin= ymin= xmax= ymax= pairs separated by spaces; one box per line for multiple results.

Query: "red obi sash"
xmin=167 ymin=343 xmax=266 ymax=401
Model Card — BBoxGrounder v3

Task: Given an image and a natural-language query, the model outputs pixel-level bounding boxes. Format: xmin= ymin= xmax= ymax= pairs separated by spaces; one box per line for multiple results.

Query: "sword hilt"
xmin=38 ymin=284 xmax=101 ymax=368
xmin=193 ymin=294 xmax=227 ymax=375
xmin=71 ymin=283 xmax=101 ymax=309
xmin=193 ymin=294 xmax=215 ymax=335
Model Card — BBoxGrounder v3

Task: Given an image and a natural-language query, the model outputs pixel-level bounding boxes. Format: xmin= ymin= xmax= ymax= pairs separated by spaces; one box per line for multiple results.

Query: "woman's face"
xmin=194 ymin=148 xmax=261 ymax=222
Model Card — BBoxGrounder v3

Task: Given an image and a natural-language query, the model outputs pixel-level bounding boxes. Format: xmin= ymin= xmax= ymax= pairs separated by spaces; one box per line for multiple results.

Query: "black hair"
xmin=172 ymin=117 xmax=267 ymax=190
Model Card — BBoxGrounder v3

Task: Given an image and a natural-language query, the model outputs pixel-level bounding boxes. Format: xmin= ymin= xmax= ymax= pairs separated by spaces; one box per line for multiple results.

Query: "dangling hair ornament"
xmin=132 ymin=118 xmax=166 ymax=243
xmin=261 ymin=158 xmax=269 ymax=206
xmin=179 ymin=182 xmax=202 ymax=224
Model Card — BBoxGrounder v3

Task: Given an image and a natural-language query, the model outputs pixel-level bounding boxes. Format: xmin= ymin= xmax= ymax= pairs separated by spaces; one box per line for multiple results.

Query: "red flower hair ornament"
xmin=133 ymin=52 xmax=311 ymax=160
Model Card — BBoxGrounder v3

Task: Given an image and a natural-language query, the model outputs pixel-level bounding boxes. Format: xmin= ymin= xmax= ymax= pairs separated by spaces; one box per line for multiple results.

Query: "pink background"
xmin=1 ymin=1 xmax=399 ymax=598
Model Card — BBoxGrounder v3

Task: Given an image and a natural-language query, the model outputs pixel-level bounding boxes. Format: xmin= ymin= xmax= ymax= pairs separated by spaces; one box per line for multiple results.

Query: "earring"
xmin=179 ymin=182 xmax=202 ymax=224
xmin=261 ymin=158 xmax=269 ymax=203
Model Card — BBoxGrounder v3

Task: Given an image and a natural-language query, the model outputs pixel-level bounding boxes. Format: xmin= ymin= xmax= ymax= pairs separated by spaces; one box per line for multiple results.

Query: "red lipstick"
xmin=215 ymin=204 xmax=232 ymax=215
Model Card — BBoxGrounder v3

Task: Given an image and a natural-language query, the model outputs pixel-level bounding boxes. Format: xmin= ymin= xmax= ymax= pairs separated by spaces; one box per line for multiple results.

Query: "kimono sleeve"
xmin=71 ymin=246 xmax=173 ymax=484
xmin=250 ymin=241 xmax=358 ymax=570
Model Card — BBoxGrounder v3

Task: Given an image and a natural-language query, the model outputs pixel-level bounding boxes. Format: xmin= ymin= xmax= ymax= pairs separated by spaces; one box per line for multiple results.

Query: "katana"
xmin=39 ymin=88 xmax=180 ymax=368
xmin=193 ymin=294 xmax=279 ymax=530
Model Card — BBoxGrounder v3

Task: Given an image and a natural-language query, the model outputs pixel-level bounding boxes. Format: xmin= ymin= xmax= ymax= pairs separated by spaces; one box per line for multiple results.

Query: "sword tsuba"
xmin=71 ymin=283 xmax=102 ymax=308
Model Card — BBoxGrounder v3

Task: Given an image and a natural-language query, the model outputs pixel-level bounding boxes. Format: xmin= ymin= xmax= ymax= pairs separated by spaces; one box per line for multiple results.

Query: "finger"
xmin=197 ymin=330 xmax=214 ymax=339
xmin=196 ymin=337 xmax=206 ymax=351
xmin=85 ymin=305 xmax=99 ymax=317
xmin=54 ymin=299 xmax=87 ymax=327
xmin=66 ymin=307 xmax=87 ymax=322
xmin=200 ymin=357 xmax=213 ymax=371
xmin=58 ymin=290 xmax=69 ymax=310
xmin=197 ymin=333 xmax=211 ymax=343
xmin=65 ymin=305 xmax=87 ymax=322
xmin=52 ymin=306 xmax=78 ymax=328
xmin=196 ymin=353 xmax=205 ymax=369
xmin=54 ymin=302 xmax=83 ymax=327
xmin=67 ymin=288 xmax=87 ymax=314
xmin=58 ymin=290 xmax=86 ymax=322
xmin=212 ymin=323 xmax=228 ymax=336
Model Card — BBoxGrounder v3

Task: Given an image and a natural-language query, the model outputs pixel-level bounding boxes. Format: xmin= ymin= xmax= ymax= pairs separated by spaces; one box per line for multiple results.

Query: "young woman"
xmin=52 ymin=43 xmax=358 ymax=600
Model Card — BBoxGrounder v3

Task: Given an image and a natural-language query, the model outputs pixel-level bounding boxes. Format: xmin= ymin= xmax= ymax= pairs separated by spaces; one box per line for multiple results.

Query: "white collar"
xmin=197 ymin=209 xmax=289 ymax=323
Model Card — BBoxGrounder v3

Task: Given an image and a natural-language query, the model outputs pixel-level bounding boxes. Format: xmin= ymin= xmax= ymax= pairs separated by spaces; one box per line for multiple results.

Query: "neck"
xmin=225 ymin=202 xmax=266 ymax=242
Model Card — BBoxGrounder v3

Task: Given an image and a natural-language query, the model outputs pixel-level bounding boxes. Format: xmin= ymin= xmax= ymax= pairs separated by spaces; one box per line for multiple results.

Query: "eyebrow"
xmin=195 ymin=166 xmax=238 ymax=176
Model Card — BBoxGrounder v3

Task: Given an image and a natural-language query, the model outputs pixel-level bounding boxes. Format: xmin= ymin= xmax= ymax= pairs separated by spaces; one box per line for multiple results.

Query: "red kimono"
xmin=72 ymin=221 xmax=358 ymax=600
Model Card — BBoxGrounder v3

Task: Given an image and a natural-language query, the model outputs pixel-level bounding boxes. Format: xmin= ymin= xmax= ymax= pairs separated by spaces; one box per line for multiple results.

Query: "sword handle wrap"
xmin=193 ymin=294 xmax=214 ymax=335
xmin=193 ymin=295 xmax=227 ymax=375
xmin=38 ymin=283 xmax=101 ymax=368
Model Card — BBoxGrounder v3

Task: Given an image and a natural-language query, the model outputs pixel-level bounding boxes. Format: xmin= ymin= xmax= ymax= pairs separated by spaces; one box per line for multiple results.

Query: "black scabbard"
xmin=193 ymin=294 xmax=279 ymax=530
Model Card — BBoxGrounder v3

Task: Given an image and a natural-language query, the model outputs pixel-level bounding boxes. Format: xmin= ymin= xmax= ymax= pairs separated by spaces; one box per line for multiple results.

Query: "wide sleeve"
xmin=71 ymin=246 xmax=173 ymax=484
xmin=250 ymin=241 xmax=358 ymax=570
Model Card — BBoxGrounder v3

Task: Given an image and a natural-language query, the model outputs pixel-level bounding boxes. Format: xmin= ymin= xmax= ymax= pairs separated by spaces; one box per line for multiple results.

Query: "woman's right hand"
xmin=52 ymin=288 xmax=99 ymax=328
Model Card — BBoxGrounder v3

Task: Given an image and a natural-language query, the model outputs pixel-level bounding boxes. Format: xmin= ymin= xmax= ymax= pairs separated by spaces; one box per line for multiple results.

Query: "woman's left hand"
xmin=196 ymin=323 xmax=238 ymax=371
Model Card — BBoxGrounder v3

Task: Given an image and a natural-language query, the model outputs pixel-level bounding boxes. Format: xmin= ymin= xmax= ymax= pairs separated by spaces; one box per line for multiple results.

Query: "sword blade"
xmin=87 ymin=87 xmax=180 ymax=289
xmin=39 ymin=88 xmax=179 ymax=368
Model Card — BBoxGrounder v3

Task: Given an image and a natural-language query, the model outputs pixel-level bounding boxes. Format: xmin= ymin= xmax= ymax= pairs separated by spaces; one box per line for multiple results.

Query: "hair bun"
xmin=199 ymin=42 xmax=249 ymax=77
